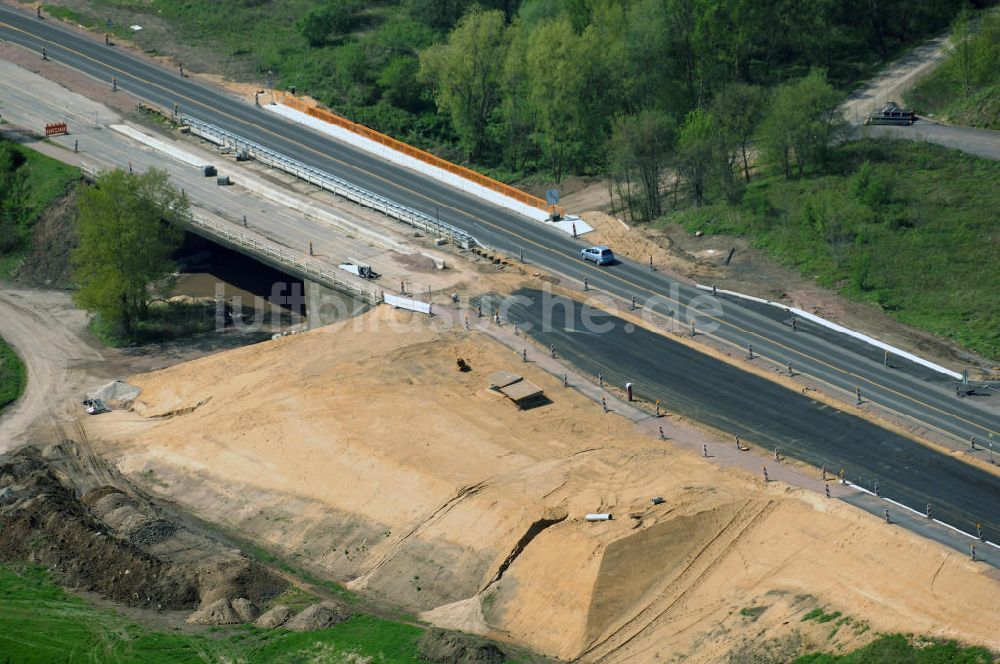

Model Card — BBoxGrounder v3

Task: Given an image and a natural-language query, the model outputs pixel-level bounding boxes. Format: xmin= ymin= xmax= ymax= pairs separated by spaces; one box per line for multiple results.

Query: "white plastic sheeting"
xmin=383 ymin=293 xmax=431 ymax=315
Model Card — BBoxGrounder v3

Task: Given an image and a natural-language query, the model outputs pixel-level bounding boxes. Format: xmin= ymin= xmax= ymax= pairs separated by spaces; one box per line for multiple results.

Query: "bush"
xmin=0 ymin=338 xmax=26 ymax=409
xmin=795 ymin=633 xmax=994 ymax=663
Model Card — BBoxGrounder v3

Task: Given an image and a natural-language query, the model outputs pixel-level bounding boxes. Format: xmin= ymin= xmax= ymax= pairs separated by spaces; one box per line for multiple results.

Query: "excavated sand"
xmin=87 ymin=307 xmax=1000 ymax=661
xmin=254 ymin=604 xmax=293 ymax=629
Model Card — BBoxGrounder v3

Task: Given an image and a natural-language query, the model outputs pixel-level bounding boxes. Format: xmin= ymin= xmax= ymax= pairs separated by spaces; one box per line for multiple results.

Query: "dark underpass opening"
xmin=173 ymin=232 xmax=370 ymax=330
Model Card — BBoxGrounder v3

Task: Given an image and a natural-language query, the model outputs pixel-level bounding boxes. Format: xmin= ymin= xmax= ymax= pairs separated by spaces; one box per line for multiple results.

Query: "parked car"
xmin=580 ymin=245 xmax=615 ymax=265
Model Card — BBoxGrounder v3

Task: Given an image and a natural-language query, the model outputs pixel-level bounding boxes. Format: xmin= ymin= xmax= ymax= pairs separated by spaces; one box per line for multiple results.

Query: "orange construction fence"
xmin=44 ymin=122 xmax=68 ymax=137
xmin=275 ymin=93 xmax=561 ymax=218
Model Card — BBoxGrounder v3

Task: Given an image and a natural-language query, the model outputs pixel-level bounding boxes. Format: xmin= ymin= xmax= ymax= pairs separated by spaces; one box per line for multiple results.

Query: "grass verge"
xmin=0 ymin=138 xmax=80 ymax=279
xmin=0 ymin=336 xmax=27 ymax=410
xmin=0 ymin=563 xmax=425 ymax=663
xmin=906 ymin=11 xmax=1000 ymax=129
xmin=15 ymin=142 xmax=81 ymax=226
xmin=662 ymin=138 xmax=1000 ymax=360
xmin=794 ymin=633 xmax=994 ymax=663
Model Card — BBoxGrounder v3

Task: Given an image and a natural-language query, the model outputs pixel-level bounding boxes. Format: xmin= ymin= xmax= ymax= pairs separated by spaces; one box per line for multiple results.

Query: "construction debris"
xmin=338 ymin=260 xmax=380 ymax=279
xmin=488 ymin=371 xmax=545 ymax=409
xmin=87 ymin=380 xmax=141 ymax=407
xmin=81 ymin=398 xmax=110 ymax=415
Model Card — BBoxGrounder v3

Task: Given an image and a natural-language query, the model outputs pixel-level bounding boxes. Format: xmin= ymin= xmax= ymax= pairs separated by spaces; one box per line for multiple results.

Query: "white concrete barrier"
xmin=696 ymin=284 xmax=962 ymax=380
xmin=265 ymin=103 xmax=578 ymax=230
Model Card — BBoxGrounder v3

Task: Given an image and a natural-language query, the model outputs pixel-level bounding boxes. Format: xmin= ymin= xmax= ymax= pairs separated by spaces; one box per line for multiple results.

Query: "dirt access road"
xmin=0 ymin=289 xmax=107 ymax=450
xmin=0 ymin=287 xmax=267 ymax=453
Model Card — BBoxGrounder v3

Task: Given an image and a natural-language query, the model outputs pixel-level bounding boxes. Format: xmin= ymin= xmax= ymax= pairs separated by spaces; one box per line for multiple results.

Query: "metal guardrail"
xmin=79 ymin=162 xmax=381 ymax=305
xmin=180 ymin=115 xmax=479 ymax=250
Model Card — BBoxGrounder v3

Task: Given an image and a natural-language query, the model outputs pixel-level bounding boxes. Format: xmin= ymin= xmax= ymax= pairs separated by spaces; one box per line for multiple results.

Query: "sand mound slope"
xmin=87 ymin=308 xmax=1000 ymax=661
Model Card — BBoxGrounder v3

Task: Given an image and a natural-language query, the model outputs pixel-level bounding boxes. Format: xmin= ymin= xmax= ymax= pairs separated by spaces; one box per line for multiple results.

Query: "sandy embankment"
xmin=87 ymin=307 xmax=1000 ymax=661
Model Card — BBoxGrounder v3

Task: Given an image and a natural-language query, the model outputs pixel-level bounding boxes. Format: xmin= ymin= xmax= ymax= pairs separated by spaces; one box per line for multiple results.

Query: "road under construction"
xmin=0 ymin=4 xmax=997 ymax=564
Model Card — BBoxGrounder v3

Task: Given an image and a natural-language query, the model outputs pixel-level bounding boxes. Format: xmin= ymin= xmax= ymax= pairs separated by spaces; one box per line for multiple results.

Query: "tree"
xmin=677 ymin=108 xmax=715 ymax=206
xmin=377 ymin=56 xmax=423 ymax=110
xmin=298 ymin=1 xmax=358 ymax=47
xmin=73 ymin=169 xmax=186 ymax=339
xmin=608 ymin=109 xmax=676 ymax=221
xmin=757 ymin=71 xmax=842 ymax=178
xmin=407 ymin=0 xmax=469 ymax=31
xmin=710 ymin=82 xmax=766 ymax=183
xmin=420 ymin=9 xmax=511 ymax=160
xmin=498 ymin=22 xmax=538 ymax=173
xmin=524 ymin=15 xmax=615 ymax=180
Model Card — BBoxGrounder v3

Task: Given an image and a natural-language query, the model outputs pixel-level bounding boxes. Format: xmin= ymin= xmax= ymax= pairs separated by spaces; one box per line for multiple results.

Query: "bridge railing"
xmin=180 ymin=115 xmax=479 ymax=250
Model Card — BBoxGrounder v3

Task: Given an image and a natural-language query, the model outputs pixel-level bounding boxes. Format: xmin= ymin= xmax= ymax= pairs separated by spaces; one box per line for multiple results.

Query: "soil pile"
xmin=255 ymin=604 xmax=293 ymax=628
xmin=0 ymin=446 xmax=287 ymax=618
xmin=0 ymin=448 xmax=197 ymax=609
xmin=283 ymin=602 xmax=351 ymax=631
xmin=231 ymin=597 xmax=258 ymax=622
xmin=87 ymin=380 xmax=141 ymax=408
xmin=186 ymin=597 xmax=241 ymax=625
xmin=418 ymin=629 xmax=507 ymax=664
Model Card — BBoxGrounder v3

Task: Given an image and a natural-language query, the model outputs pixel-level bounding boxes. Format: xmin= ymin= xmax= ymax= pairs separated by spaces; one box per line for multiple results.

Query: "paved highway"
xmin=506 ymin=289 xmax=1000 ymax=543
xmin=1 ymin=7 xmax=997 ymax=450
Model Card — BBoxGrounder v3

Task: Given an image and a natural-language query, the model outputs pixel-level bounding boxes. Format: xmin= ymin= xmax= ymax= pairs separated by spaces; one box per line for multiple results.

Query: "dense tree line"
xmin=289 ymin=0 xmax=980 ymax=218
xmin=426 ymin=0 xmax=982 ymax=215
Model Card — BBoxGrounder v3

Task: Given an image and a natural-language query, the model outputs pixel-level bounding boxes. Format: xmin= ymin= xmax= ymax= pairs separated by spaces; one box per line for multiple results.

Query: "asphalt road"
xmin=1 ymin=9 xmax=997 ymax=448
xmin=505 ymin=289 xmax=1000 ymax=543
xmin=863 ymin=121 xmax=1000 ymax=161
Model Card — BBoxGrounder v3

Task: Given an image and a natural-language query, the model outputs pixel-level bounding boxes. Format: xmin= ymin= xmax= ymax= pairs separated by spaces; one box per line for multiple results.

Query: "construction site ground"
xmin=78 ymin=304 xmax=1000 ymax=662
xmin=1 ymin=29 xmax=999 ymax=662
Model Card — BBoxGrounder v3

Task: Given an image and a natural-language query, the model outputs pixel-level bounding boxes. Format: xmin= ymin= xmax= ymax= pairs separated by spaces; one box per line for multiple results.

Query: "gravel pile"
xmin=87 ymin=380 xmax=141 ymax=407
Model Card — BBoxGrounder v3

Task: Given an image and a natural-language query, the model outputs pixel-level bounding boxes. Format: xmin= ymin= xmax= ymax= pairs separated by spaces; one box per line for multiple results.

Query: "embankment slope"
xmin=86 ymin=307 xmax=1000 ymax=661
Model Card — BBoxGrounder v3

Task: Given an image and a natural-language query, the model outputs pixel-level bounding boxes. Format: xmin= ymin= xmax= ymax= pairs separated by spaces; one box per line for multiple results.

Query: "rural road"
xmin=0 ymin=289 xmax=104 ymax=450
xmin=839 ymin=22 xmax=1000 ymax=160
xmin=863 ymin=122 xmax=1000 ymax=161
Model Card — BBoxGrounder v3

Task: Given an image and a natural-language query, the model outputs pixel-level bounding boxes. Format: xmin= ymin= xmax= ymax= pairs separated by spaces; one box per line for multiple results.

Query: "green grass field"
xmin=664 ymin=138 xmax=1000 ymax=360
xmin=18 ymin=146 xmax=78 ymax=221
xmin=0 ymin=564 xmax=425 ymax=663
xmin=2 ymin=563 xmax=993 ymax=663
xmin=0 ymin=337 xmax=26 ymax=410
xmin=794 ymin=633 xmax=994 ymax=663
